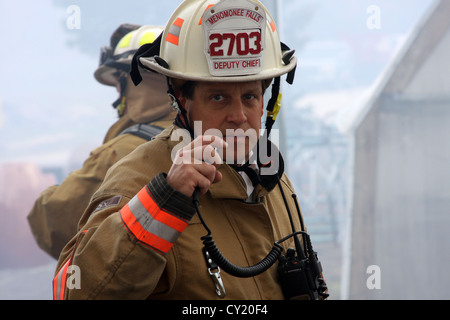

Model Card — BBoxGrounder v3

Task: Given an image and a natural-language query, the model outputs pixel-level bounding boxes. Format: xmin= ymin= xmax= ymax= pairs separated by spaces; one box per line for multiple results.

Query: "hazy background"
xmin=0 ymin=0 xmax=437 ymax=299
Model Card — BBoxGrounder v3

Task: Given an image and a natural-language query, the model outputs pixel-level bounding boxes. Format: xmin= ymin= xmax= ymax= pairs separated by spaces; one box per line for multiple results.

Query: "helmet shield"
xmin=139 ymin=0 xmax=296 ymax=83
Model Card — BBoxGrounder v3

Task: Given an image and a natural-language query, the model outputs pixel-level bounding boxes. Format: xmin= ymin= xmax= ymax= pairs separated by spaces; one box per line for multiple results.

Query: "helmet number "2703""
xmin=209 ymin=31 xmax=262 ymax=57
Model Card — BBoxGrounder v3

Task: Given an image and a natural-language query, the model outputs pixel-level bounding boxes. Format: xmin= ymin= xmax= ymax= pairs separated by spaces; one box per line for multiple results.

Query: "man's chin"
xmin=222 ymin=138 xmax=251 ymax=165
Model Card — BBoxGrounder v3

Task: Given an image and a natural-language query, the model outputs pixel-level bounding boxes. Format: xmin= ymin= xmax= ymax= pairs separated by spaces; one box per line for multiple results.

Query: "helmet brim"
xmin=94 ymin=58 xmax=132 ymax=86
xmin=139 ymin=55 xmax=297 ymax=84
xmin=94 ymin=65 xmax=120 ymax=87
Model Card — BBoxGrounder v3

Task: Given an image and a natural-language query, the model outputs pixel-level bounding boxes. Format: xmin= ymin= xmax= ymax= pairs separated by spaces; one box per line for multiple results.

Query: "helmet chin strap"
xmin=264 ymin=76 xmax=281 ymax=137
xmin=111 ymin=76 xmax=128 ymax=117
xmin=165 ymin=77 xmax=196 ymax=138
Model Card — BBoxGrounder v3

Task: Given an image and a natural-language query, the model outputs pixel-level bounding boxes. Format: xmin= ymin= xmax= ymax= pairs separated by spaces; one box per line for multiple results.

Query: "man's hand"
xmin=166 ymin=135 xmax=228 ymax=197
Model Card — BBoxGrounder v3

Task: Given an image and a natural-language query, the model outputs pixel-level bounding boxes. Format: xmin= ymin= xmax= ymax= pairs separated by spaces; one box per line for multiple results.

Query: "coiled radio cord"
xmin=193 ymin=188 xmax=284 ymax=278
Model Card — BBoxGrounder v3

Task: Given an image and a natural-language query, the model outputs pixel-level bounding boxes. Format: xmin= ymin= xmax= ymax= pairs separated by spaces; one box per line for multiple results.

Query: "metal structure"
xmin=342 ymin=0 xmax=450 ymax=299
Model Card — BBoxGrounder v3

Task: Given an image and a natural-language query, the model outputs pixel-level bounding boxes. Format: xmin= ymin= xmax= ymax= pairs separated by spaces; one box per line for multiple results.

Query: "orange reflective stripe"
xmin=120 ymin=204 xmax=173 ymax=253
xmin=53 ymin=257 xmax=71 ymax=300
xmin=270 ymin=21 xmax=276 ymax=32
xmin=199 ymin=4 xmax=215 ymax=25
xmin=166 ymin=33 xmax=179 ymax=46
xmin=166 ymin=17 xmax=184 ymax=45
xmin=267 ymin=15 xmax=276 ymax=32
xmin=136 ymin=188 xmax=188 ymax=233
xmin=120 ymin=186 xmax=189 ymax=254
xmin=52 ymin=262 xmax=62 ymax=300
xmin=52 ymin=231 xmax=86 ymax=300
xmin=173 ymin=17 xmax=184 ymax=28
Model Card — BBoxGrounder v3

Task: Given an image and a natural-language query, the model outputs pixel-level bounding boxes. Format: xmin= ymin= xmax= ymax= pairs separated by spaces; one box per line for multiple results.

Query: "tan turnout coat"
xmin=27 ymin=114 xmax=173 ymax=259
xmin=55 ymin=125 xmax=306 ymax=300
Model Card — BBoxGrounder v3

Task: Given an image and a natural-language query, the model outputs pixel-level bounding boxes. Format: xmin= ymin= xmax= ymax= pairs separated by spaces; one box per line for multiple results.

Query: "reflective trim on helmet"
xmin=118 ymin=31 xmax=134 ymax=48
xmin=139 ymin=31 xmax=157 ymax=46
xmin=267 ymin=13 xmax=276 ymax=32
xmin=166 ymin=18 xmax=184 ymax=46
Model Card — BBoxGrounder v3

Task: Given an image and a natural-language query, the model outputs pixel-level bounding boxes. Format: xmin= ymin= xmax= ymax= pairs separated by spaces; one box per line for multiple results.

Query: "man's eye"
xmin=244 ymin=94 xmax=256 ymax=100
xmin=212 ymin=95 xmax=224 ymax=102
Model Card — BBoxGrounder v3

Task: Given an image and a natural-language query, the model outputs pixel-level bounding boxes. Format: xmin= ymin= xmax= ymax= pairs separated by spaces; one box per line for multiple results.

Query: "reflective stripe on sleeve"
xmin=53 ymin=258 xmax=71 ymax=300
xmin=120 ymin=186 xmax=189 ymax=254
xmin=52 ymin=230 xmax=86 ymax=300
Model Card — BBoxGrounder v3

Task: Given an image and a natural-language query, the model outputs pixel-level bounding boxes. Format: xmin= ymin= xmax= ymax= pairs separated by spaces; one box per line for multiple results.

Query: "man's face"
xmin=179 ymin=80 xmax=264 ymax=164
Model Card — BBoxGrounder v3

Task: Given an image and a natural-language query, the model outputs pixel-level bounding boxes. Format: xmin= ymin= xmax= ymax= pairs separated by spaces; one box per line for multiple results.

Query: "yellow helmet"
xmin=139 ymin=0 xmax=296 ymax=84
xmin=95 ymin=24 xmax=164 ymax=86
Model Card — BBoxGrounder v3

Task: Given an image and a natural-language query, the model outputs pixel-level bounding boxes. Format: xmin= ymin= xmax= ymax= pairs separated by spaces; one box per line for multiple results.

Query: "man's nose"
xmin=226 ymin=99 xmax=247 ymax=124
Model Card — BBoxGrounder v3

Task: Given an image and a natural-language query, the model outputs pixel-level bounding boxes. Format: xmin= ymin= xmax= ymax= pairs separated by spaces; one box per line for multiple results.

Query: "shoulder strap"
xmin=120 ymin=123 xmax=164 ymax=141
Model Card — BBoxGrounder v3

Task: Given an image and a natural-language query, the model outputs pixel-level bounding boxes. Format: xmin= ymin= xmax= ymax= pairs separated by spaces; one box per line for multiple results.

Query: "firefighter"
xmin=54 ymin=0 xmax=327 ymax=300
xmin=27 ymin=24 xmax=176 ymax=260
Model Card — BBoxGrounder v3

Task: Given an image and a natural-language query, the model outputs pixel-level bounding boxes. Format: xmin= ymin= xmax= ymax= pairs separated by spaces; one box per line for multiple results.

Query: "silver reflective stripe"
xmin=168 ymin=23 xmax=181 ymax=38
xmin=54 ymin=259 xmax=69 ymax=300
xmin=128 ymin=195 xmax=181 ymax=244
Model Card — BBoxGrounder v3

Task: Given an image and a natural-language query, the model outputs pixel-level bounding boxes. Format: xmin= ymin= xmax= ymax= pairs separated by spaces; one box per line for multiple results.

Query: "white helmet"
xmin=95 ymin=24 xmax=164 ymax=86
xmin=139 ymin=0 xmax=296 ymax=85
